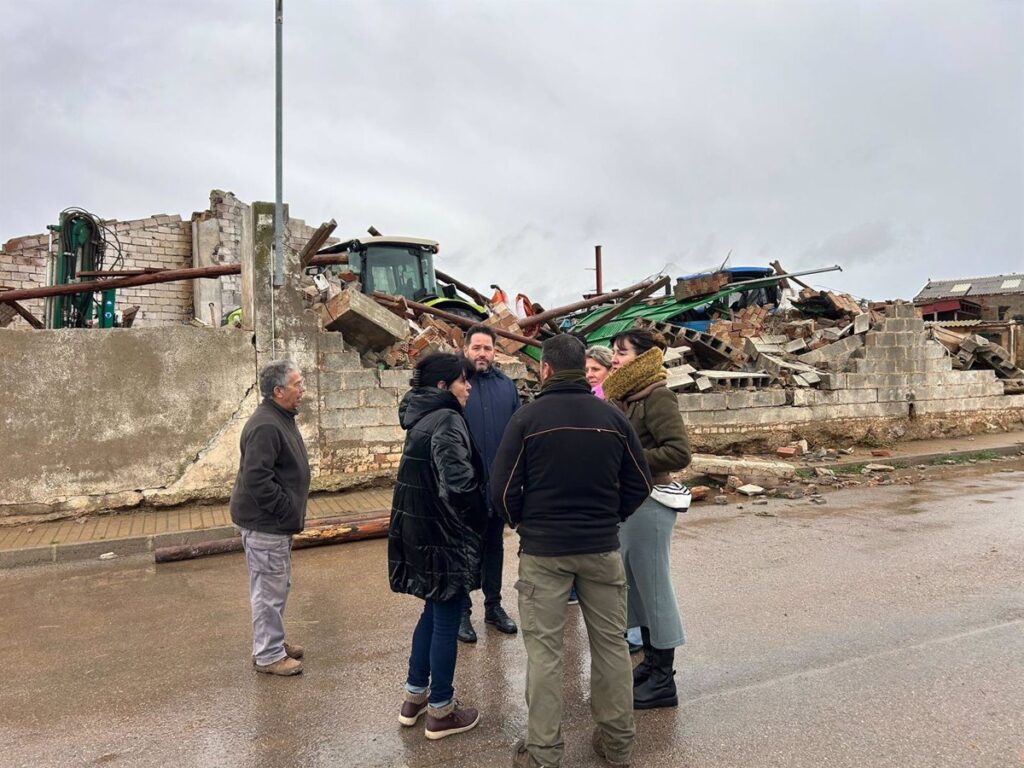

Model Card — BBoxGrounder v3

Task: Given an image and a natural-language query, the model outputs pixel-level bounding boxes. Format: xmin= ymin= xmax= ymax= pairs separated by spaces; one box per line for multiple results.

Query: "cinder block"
xmin=360 ymin=388 xmax=401 ymax=407
xmin=323 ymin=390 xmax=361 ymax=409
xmin=914 ymin=397 xmax=1004 ymax=414
xmin=378 ymin=369 xmax=412 ymax=389
xmin=340 ymin=407 xmax=394 ymax=428
xmin=723 ymin=391 xmax=787 ymax=409
xmin=339 ymin=371 xmax=379 ymax=389
xmin=359 ymin=425 xmax=405 ymax=443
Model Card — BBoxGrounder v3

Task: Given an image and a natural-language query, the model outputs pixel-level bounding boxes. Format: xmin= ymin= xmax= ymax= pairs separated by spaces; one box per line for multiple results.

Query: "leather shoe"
xmin=484 ymin=605 xmax=518 ymax=634
xmin=458 ymin=613 xmax=477 ymax=643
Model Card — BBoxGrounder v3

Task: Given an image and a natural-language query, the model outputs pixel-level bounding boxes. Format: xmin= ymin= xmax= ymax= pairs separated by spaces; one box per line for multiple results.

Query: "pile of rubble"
xmin=929 ymin=327 xmax=1024 ymax=390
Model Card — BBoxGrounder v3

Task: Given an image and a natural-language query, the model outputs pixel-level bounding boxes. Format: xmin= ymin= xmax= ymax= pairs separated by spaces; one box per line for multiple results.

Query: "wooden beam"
xmin=298 ymin=219 xmax=338 ymax=268
xmin=2 ymin=300 xmax=44 ymax=329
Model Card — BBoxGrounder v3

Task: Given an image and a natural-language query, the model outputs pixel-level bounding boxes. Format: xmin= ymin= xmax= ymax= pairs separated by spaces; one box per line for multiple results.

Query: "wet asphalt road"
xmin=2 ymin=469 xmax=1022 ymax=768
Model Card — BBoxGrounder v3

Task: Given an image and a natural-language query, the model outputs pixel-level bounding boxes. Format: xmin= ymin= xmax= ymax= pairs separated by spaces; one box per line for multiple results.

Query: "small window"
xmin=999 ymin=279 xmax=1021 ymax=289
xmin=949 ymin=283 xmax=971 ymax=294
xmin=998 ymin=306 xmax=1010 ymax=320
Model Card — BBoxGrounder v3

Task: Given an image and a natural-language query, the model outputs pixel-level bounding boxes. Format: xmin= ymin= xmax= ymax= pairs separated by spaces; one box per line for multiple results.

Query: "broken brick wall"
xmin=678 ymin=306 xmax=1024 ymax=452
xmin=1 ymin=215 xmax=194 ymax=328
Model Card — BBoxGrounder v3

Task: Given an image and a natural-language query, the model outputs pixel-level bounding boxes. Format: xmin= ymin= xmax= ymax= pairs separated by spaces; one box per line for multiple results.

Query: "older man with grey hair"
xmin=230 ymin=359 xmax=311 ymax=676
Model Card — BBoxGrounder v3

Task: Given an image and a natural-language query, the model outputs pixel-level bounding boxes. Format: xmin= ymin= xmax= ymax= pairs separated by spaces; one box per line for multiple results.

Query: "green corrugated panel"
xmin=573 ymin=275 xmax=787 ymax=346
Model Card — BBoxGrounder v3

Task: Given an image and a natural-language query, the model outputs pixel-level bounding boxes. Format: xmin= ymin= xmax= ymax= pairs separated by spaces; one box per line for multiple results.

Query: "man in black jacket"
xmin=230 ymin=359 xmax=311 ymax=676
xmin=491 ymin=335 xmax=652 ymax=768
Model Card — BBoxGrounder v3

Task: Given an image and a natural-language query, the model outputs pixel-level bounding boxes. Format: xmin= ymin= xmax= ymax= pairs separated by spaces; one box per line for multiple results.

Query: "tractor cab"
xmin=309 ymin=235 xmax=488 ymax=319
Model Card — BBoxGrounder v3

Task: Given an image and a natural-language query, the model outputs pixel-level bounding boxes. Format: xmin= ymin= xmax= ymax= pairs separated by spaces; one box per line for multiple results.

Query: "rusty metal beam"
xmin=519 ymin=278 xmax=656 ymax=329
xmin=0 ymin=264 xmax=241 ymax=304
xmin=154 ymin=515 xmax=390 ymax=563
xmin=434 ymin=269 xmax=490 ymax=307
xmin=574 ymin=275 xmax=671 ymax=336
xmin=76 ymin=268 xmax=163 ymax=278
xmin=373 ymin=291 xmax=540 ymax=347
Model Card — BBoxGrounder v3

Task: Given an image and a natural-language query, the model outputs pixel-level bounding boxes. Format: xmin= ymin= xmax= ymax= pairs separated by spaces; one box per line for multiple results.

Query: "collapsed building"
xmin=1 ymin=190 xmax=1022 ymax=523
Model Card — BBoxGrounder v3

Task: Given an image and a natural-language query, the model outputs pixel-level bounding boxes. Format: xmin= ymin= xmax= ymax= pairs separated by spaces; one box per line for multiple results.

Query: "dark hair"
xmin=541 ymin=334 xmax=586 ymax=372
xmin=463 ymin=324 xmax=496 ymax=346
xmin=611 ymin=328 xmax=667 ymax=355
xmin=410 ymin=352 xmax=475 ymax=388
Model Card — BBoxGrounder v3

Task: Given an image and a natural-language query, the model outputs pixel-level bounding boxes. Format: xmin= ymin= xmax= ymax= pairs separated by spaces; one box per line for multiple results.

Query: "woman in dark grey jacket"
xmin=603 ymin=329 xmax=692 ymax=710
xmin=389 ymin=353 xmax=487 ymax=741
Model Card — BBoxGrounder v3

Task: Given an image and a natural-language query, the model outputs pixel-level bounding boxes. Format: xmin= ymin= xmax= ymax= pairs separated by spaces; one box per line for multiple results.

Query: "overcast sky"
xmin=1 ymin=1 xmax=1021 ymax=306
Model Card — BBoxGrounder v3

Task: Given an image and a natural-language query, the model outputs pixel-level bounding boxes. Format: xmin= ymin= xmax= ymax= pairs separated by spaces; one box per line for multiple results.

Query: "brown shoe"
xmin=592 ymin=727 xmax=631 ymax=767
xmin=255 ymin=656 xmax=303 ymax=676
xmin=423 ymin=699 xmax=480 ymax=740
xmin=252 ymin=642 xmax=304 ymax=665
xmin=511 ymin=739 xmax=550 ymax=767
xmin=399 ymin=690 xmax=430 ymax=727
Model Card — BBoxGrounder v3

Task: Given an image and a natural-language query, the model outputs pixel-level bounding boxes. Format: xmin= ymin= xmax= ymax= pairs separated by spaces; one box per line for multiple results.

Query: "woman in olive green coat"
xmin=603 ymin=328 xmax=691 ymax=710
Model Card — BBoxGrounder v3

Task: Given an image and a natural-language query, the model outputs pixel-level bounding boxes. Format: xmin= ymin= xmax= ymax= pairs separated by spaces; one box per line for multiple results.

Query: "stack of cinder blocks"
xmin=830 ymin=302 xmax=1006 ymax=415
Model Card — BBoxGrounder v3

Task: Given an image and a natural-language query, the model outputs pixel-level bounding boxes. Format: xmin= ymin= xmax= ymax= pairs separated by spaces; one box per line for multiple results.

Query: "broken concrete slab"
xmin=737 ymin=484 xmax=765 ymax=496
xmin=321 ymin=287 xmax=409 ymax=352
xmin=690 ymin=454 xmax=797 ymax=488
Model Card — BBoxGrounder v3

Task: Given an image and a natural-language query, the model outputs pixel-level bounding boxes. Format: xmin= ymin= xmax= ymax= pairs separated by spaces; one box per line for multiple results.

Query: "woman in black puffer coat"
xmin=389 ymin=353 xmax=487 ymax=739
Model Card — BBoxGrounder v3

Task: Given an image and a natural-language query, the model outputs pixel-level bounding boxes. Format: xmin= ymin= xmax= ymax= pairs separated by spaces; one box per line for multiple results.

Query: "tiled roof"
xmin=913 ymin=273 xmax=1024 ymax=302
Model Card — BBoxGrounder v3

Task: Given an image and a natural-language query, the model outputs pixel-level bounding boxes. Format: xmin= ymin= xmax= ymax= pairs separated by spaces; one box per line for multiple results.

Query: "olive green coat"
xmin=621 ymin=382 xmax=691 ymax=481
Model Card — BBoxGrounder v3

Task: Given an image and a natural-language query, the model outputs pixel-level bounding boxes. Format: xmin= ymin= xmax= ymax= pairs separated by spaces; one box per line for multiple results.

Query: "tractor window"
xmin=363 ymin=246 xmax=437 ymax=300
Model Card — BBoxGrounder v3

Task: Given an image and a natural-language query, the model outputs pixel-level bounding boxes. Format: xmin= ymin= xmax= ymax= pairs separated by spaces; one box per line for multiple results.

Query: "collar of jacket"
xmin=602 ymin=347 xmax=666 ymax=402
xmin=540 ymin=368 xmax=588 ymax=390
xmin=537 ymin=379 xmax=592 ymax=398
xmin=399 ymin=386 xmax=463 ymax=429
xmin=264 ymin=397 xmax=298 ymax=419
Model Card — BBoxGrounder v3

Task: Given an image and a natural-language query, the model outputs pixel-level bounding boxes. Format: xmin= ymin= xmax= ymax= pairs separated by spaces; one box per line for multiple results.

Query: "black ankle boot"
xmin=633 ymin=646 xmax=678 ymax=709
xmin=632 ymin=627 xmax=654 ymax=686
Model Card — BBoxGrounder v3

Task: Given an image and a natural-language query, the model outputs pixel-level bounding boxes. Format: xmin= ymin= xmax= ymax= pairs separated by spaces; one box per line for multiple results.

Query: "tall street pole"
xmin=274 ymin=0 xmax=284 ymax=289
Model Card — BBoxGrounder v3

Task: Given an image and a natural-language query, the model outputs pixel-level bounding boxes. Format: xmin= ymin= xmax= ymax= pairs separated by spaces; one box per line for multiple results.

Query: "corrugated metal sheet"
xmin=914 ymin=273 xmax=1024 ymax=302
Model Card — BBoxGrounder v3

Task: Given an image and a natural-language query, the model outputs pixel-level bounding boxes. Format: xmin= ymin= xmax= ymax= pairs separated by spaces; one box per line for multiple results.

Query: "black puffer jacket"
xmin=388 ymin=387 xmax=487 ymax=601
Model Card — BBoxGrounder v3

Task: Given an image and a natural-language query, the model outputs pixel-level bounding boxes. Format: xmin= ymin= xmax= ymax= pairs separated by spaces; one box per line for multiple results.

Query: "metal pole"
xmin=273 ymin=0 xmax=284 ymax=289
xmin=595 ymin=245 xmax=603 ymax=295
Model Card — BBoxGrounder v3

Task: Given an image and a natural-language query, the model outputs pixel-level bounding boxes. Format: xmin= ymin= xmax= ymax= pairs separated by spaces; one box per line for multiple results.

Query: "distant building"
xmin=913 ymin=273 xmax=1024 ymax=322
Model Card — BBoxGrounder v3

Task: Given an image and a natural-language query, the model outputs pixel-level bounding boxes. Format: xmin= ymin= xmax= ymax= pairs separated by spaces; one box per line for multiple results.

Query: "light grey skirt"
xmin=619 ymin=496 xmax=685 ymax=649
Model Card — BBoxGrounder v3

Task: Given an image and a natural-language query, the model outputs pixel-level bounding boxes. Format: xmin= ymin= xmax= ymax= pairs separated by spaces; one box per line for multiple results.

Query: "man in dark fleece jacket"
xmin=230 ymin=359 xmax=311 ymax=677
xmin=491 ymin=335 xmax=652 ymax=768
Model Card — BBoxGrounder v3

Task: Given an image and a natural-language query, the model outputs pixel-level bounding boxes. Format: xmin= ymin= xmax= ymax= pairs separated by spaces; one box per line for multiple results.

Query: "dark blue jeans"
xmin=407 ymin=592 xmax=464 ymax=706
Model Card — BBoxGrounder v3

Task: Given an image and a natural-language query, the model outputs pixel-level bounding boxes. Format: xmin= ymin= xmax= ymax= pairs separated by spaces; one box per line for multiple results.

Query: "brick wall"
xmin=1 ymin=214 xmax=193 ymax=328
xmin=978 ymin=293 xmax=1024 ymax=321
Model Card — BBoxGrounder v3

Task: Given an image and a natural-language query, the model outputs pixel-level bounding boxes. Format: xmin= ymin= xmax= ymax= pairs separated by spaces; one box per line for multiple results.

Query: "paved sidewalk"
xmin=2 ymin=430 xmax=1022 ymax=569
xmin=0 ymin=485 xmax=394 ymax=568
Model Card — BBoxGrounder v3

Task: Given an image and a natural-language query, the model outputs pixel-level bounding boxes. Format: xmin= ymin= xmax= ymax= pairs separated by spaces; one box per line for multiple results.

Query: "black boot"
xmin=632 ymin=626 xmax=654 ymax=686
xmin=457 ymin=611 xmax=477 ymax=644
xmin=633 ymin=646 xmax=677 ymax=709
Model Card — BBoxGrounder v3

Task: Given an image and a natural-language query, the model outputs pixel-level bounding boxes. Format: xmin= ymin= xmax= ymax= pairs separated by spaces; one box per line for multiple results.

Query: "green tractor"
xmin=308 ymin=235 xmax=489 ymax=320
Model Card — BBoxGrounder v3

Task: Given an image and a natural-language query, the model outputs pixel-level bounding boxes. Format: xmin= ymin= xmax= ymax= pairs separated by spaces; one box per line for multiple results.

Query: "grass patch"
xmin=932 ymin=450 xmax=1001 ymax=465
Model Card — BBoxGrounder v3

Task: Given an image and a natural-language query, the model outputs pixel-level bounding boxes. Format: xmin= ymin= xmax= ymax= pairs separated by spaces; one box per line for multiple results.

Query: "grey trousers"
xmin=516 ymin=551 xmax=635 ymax=767
xmin=620 ymin=497 xmax=685 ymax=649
xmin=240 ymin=527 xmax=293 ymax=665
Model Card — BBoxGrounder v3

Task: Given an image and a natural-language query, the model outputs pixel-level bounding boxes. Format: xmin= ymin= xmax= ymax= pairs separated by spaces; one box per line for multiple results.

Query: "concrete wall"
xmin=0 ymin=194 xmax=403 ymax=523
xmin=680 ymin=306 xmax=1024 ymax=452
xmin=0 ymin=327 xmax=255 ymax=521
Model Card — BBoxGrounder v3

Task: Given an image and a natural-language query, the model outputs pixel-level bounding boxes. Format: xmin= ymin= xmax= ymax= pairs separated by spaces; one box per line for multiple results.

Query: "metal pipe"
xmin=519 ymin=278 xmax=656 ymax=329
xmin=0 ymin=264 xmax=240 ymax=303
xmin=372 ymin=291 xmax=540 ymax=347
xmin=273 ymin=0 xmax=284 ymax=289
xmin=595 ymin=245 xmax=603 ymax=295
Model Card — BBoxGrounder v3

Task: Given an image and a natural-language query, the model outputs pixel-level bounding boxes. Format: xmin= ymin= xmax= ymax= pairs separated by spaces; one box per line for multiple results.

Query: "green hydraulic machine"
xmin=44 ymin=208 xmax=121 ymax=328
